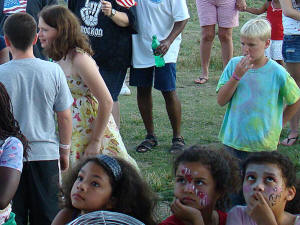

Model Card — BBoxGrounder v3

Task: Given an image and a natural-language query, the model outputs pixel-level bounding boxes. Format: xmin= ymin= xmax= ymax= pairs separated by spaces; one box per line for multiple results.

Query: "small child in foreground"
xmin=159 ymin=145 xmax=240 ymax=225
xmin=226 ymin=151 xmax=300 ymax=225
xmin=51 ymin=155 xmax=157 ymax=225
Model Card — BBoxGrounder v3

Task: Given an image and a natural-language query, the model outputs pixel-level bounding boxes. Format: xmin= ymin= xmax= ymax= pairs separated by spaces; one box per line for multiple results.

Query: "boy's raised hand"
xmin=246 ymin=192 xmax=278 ymax=225
xmin=171 ymin=198 xmax=205 ymax=225
xmin=234 ymin=55 xmax=254 ymax=79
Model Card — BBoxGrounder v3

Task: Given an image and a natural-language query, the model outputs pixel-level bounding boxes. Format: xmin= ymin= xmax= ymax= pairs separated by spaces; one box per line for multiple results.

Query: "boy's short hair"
xmin=3 ymin=13 xmax=36 ymax=51
xmin=240 ymin=18 xmax=271 ymax=41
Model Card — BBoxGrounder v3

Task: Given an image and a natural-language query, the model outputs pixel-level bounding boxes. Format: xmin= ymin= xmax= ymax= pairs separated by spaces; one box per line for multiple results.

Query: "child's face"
xmin=38 ymin=17 xmax=58 ymax=49
xmin=243 ymin=163 xmax=290 ymax=210
xmin=174 ymin=162 xmax=220 ymax=210
xmin=71 ymin=161 xmax=113 ymax=213
xmin=240 ymin=36 xmax=269 ymax=66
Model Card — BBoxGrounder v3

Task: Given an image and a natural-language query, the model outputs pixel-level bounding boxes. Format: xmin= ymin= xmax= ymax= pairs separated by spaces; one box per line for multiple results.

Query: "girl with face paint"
xmin=227 ymin=151 xmax=300 ymax=225
xmin=159 ymin=145 xmax=241 ymax=225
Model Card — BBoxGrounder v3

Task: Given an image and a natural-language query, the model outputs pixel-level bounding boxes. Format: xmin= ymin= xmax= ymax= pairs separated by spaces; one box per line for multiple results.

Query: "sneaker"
xmin=120 ymin=82 xmax=131 ymax=96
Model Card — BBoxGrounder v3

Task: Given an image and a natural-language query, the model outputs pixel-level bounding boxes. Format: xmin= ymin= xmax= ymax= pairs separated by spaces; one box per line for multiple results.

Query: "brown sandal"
xmin=169 ymin=136 xmax=185 ymax=154
xmin=136 ymin=134 xmax=158 ymax=153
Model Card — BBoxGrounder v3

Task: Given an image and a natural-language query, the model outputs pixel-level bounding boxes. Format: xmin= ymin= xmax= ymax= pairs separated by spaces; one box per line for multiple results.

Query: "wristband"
xmin=59 ymin=143 xmax=71 ymax=150
xmin=232 ymin=73 xmax=240 ymax=81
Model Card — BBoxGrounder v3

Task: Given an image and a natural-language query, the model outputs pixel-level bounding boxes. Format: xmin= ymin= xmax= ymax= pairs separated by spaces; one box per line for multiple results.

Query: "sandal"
xmin=194 ymin=77 xmax=208 ymax=84
xmin=169 ymin=136 xmax=185 ymax=154
xmin=281 ymin=135 xmax=299 ymax=146
xmin=136 ymin=134 xmax=158 ymax=153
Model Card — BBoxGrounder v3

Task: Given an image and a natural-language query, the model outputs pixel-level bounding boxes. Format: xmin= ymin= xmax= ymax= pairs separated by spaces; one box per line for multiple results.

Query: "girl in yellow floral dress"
xmin=38 ymin=5 xmax=137 ymax=168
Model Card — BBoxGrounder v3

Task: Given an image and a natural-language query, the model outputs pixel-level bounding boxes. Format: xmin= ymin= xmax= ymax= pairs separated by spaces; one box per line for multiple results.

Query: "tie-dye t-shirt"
xmin=217 ymin=57 xmax=300 ymax=152
xmin=0 ymin=137 xmax=23 ymax=172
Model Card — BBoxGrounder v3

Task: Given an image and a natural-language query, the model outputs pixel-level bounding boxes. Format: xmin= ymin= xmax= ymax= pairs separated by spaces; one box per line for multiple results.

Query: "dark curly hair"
xmin=241 ymin=151 xmax=300 ymax=213
xmin=38 ymin=5 xmax=93 ymax=61
xmin=174 ymin=145 xmax=241 ymax=211
xmin=61 ymin=156 xmax=157 ymax=225
xmin=0 ymin=82 xmax=29 ymax=158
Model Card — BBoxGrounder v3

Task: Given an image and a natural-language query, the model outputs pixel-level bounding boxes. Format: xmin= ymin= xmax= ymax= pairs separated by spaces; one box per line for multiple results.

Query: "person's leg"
xmin=154 ymin=63 xmax=184 ymax=153
xmin=217 ymin=0 xmax=239 ymax=68
xmin=161 ymin=90 xmax=182 ymax=138
xmin=100 ymin=68 xmax=127 ymax=129
xmin=12 ymin=162 xmax=29 ymax=225
xmin=195 ymin=0 xmax=217 ymax=83
xmin=281 ymin=35 xmax=300 ymax=145
xmin=195 ymin=25 xmax=215 ymax=83
xmin=112 ymin=102 xmax=120 ymax=128
xmin=130 ymin=67 xmax=157 ymax=152
xmin=28 ymin=160 xmax=60 ymax=225
xmin=218 ymin=27 xmax=233 ymax=67
xmin=137 ymin=87 xmax=154 ymax=136
xmin=282 ymin=62 xmax=300 ymax=144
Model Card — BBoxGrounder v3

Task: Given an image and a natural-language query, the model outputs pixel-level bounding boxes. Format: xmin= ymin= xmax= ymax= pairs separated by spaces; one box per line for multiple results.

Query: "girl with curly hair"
xmin=160 ymin=145 xmax=241 ymax=225
xmin=51 ymin=155 xmax=157 ymax=225
xmin=0 ymin=82 xmax=29 ymax=224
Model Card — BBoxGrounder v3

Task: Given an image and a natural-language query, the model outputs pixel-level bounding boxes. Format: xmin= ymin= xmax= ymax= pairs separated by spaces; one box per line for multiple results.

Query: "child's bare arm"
xmin=280 ymin=0 xmax=300 ymax=21
xmin=283 ymin=98 xmax=300 ymax=127
xmin=217 ymin=56 xmax=253 ymax=106
xmin=245 ymin=2 xmax=268 ymax=14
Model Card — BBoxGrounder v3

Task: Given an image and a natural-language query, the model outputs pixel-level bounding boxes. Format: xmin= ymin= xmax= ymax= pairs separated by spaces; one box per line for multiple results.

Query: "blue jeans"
xmin=282 ymin=35 xmax=300 ymax=63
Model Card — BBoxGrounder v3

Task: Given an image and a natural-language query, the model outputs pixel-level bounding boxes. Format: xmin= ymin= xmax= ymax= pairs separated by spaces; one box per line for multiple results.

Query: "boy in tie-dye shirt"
xmin=217 ymin=18 xmax=300 ymax=159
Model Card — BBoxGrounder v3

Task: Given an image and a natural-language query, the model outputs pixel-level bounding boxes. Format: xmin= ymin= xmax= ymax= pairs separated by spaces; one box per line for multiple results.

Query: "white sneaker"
xmin=120 ymin=82 xmax=131 ymax=96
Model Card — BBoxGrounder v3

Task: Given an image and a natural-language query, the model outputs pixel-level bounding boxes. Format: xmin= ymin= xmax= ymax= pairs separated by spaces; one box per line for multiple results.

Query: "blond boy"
xmin=217 ymin=18 xmax=300 ymax=160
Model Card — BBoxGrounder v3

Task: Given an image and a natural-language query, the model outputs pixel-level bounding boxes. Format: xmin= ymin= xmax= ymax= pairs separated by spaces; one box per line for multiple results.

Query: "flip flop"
xmin=281 ymin=135 xmax=299 ymax=146
xmin=194 ymin=77 xmax=208 ymax=84
xmin=136 ymin=134 xmax=158 ymax=153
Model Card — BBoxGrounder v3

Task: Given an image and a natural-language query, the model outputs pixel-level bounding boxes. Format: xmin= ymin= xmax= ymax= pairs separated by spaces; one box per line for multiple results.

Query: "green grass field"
xmin=116 ymin=0 xmax=300 ymax=220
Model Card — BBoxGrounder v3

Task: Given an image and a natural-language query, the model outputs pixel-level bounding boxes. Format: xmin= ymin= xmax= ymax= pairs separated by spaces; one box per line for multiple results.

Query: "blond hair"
xmin=240 ymin=18 xmax=271 ymax=41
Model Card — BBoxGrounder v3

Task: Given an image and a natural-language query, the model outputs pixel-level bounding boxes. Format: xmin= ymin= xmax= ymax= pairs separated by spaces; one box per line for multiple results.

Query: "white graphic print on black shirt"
xmin=80 ymin=0 xmax=103 ymax=37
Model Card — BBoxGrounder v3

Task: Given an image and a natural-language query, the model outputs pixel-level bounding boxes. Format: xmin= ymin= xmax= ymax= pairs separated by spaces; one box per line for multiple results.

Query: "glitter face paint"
xmin=243 ymin=163 xmax=285 ymax=208
xmin=179 ymin=165 xmax=209 ymax=207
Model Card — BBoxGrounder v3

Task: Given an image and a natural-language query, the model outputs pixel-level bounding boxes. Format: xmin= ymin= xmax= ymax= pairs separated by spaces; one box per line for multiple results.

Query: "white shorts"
xmin=265 ymin=40 xmax=283 ymax=60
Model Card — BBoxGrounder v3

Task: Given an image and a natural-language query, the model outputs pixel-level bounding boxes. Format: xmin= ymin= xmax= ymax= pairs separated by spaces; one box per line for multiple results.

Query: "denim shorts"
xmin=99 ymin=67 xmax=127 ymax=101
xmin=282 ymin=35 xmax=300 ymax=63
xmin=129 ymin=63 xmax=176 ymax=91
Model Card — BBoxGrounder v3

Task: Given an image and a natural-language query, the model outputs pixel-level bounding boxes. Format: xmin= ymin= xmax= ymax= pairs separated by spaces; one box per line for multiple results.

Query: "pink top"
xmin=227 ymin=206 xmax=300 ymax=225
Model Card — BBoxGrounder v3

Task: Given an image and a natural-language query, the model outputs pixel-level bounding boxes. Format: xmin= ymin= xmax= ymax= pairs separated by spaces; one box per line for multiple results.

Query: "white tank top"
xmin=283 ymin=0 xmax=300 ymax=35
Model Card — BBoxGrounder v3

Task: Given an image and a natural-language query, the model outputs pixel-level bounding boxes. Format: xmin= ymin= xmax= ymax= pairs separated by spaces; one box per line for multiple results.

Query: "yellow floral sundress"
xmin=66 ymin=74 xmax=137 ymax=168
